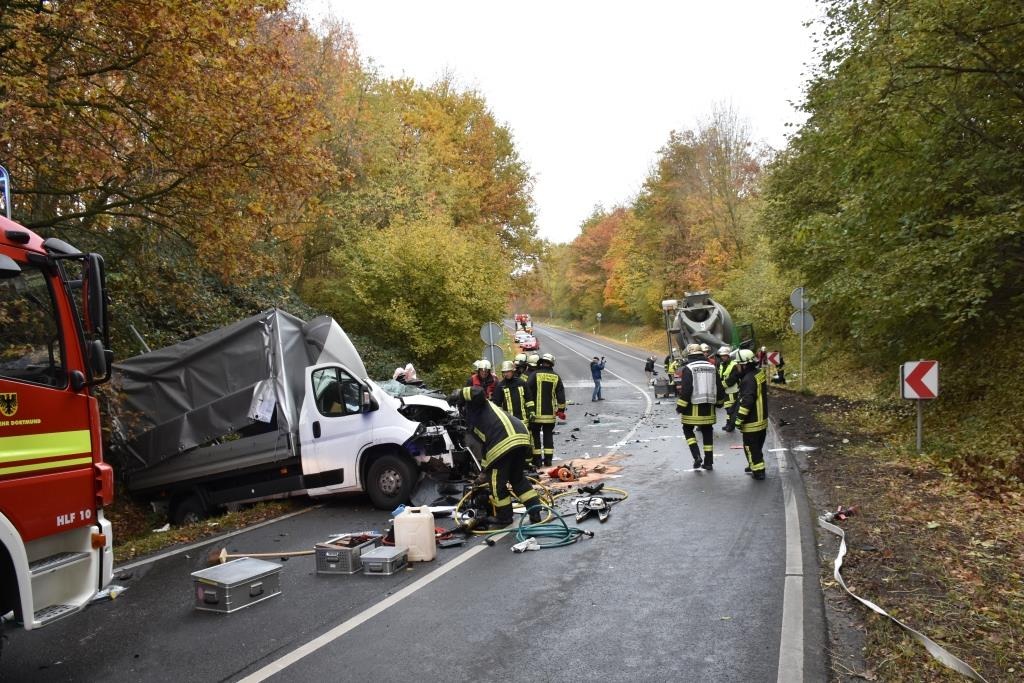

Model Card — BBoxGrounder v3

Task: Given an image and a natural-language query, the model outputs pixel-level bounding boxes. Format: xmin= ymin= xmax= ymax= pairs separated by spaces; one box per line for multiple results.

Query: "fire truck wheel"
xmin=366 ymin=454 xmax=418 ymax=510
xmin=172 ymin=495 xmax=208 ymax=526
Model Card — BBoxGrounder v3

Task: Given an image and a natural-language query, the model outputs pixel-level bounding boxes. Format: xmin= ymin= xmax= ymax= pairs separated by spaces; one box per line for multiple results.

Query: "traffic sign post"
xmin=596 ymin=312 xmax=602 ymax=336
xmin=481 ymin=344 xmax=504 ymax=368
xmin=900 ymin=360 xmax=939 ymax=453
xmin=479 ymin=322 xmax=505 ymax=369
xmin=789 ymin=287 xmax=814 ymax=390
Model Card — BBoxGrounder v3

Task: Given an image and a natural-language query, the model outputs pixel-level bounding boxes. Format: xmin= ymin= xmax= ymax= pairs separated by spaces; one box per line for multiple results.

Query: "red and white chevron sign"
xmin=766 ymin=351 xmax=781 ymax=366
xmin=901 ymin=360 xmax=939 ymax=399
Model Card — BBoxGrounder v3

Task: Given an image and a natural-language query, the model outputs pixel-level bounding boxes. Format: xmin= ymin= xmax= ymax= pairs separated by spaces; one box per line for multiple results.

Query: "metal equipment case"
xmin=191 ymin=557 xmax=282 ymax=613
xmin=315 ymin=533 xmax=382 ymax=575
xmin=360 ymin=546 xmax=408 ymax=576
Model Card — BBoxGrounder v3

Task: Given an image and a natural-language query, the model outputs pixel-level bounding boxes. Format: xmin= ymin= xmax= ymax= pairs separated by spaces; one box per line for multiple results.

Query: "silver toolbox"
xmin=361 ymin=545 xmax=408 ymax=576
xmin=191 ymin=557 xmax=282 ymax=613
xmin=315 ymin=533 xmax=383 ymax=575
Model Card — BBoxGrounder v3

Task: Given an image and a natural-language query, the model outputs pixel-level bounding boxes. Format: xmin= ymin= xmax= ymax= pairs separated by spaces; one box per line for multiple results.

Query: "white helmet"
xmin=514 ymin=353 xmax=527 ymax=364
xmin=540 ymin=353 xmax=555 ymax=365
xmin=737 ymin=349 xmax=756 ymax=364
xmin=718 ymin=345 xmax=731 ymax=355
xmin=479 ymin=359 xmax=492 ymax=371
xmin=527 ymin=353 xmax=540 ymax=367
xmin=500 ymin=360 xmax=515 ymax=372
xmin=685 ymin=343 xmax=702 ymax=356
xmin=699 ymin=343 xmax=710 ymax=354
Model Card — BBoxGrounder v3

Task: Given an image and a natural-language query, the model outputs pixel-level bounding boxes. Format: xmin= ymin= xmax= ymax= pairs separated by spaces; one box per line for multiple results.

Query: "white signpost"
xmin=901 ymin=360 xmax=939 ymax=453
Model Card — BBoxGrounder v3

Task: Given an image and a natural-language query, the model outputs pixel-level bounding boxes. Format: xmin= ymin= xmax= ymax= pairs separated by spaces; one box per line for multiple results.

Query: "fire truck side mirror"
xmin=87 ymin=338 xmax=108 ymax=378
xmin=84 ymin=253 xmax=106 ymax=335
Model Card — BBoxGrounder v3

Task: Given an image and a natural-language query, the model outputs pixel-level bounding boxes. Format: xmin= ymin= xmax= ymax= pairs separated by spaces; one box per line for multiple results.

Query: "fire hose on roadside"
xmin=818 ymin=515 xmax=988 ymax=682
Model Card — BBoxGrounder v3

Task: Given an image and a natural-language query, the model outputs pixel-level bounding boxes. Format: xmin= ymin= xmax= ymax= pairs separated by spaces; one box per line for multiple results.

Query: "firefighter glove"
xmin=722 ymin=422 xmax=735 ymax=433
xmin=556 ymin=410 xmax=566 ymax=421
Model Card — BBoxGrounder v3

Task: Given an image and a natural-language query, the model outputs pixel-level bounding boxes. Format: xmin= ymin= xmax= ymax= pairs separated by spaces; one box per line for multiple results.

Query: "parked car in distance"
xmin=514 ymin=330 xmax=530 ymax=343
xmin=520 ymin=335 xmax=539 ymax=351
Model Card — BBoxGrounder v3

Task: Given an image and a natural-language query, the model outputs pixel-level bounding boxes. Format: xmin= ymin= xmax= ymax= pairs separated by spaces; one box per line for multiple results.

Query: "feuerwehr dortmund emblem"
xmin=0 ymin=392 xmax=17 ymax=417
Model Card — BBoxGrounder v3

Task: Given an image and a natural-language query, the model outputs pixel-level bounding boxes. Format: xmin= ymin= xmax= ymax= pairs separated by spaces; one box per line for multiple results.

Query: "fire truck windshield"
xmin=0 ymin=263 xmax=66 ymax=388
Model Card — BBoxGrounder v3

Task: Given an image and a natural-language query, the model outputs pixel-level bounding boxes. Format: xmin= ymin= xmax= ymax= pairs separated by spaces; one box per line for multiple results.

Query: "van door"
xmin=298 ymin=364 xmax=373 ymax=493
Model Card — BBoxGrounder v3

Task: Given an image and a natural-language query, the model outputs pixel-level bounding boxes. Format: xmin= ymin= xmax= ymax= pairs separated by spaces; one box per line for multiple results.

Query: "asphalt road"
xmin=2 ymin=323 xmax=827 ymax=682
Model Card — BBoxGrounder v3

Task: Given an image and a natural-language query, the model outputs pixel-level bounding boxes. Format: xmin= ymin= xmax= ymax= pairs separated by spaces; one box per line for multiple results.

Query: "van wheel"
xmin=366 ymin=454 xmax=418 ymax=510
xmin=172 ymin=495 xmax=207 ymax=526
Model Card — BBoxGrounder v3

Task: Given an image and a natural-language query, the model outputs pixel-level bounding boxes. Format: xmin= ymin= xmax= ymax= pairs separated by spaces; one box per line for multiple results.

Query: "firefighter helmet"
xmin=718 ymin=345 xmax=732 ymax=355
xmin=737 ymin=348 xmax=756 ymax=364
xmin=514 ymin=353 xmax=527 ymax=364
xmin=699 ymin=343 xmax=710 ymax=354
xmin=540 ymin=353 xmax=555 ymax=366
xmin=527 ymin=353 xmax=540 ymax=367
xmin=500 ymin=360 xmax=515 ymax=372
xmin=685 ymin=343 xmax=702 ymax=356
xmin=477 ymin=359 xmax=492 ymax=371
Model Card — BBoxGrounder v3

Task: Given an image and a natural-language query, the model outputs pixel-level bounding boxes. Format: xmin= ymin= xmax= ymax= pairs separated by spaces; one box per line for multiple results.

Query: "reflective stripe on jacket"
xmin=464 ymin=390 xmax=532 ymax=468
xmin=736 ymin=368 xmax=768 ymax=432
xmin=718 ymin=360 xmax=740 ymax=394
xmin=491 ymin=377 xmax=534 ymax=421
xmin=526 ymin=368 xmax=565 ymax=424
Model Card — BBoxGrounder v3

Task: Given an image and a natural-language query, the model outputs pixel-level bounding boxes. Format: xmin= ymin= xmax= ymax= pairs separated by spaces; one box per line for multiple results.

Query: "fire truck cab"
xmin=0 ymin=167 xmax=114 ymax=631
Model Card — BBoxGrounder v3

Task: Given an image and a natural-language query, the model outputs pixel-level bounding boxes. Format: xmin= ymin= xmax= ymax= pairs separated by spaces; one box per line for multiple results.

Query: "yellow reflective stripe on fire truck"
xmin=0 ymin=429 xmax=91 ymax=463
xmin=0 ymin=457 xmax=93 ymax=476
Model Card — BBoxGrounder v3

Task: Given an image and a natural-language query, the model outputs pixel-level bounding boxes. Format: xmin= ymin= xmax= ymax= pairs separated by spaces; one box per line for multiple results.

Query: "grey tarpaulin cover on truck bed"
xmin=112 ymin=308 xmax=368 ymax=468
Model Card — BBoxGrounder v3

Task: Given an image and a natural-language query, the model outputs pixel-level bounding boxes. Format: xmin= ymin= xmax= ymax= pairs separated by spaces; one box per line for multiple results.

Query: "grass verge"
xmin=105 ymin=493 xmax=303 ymax=565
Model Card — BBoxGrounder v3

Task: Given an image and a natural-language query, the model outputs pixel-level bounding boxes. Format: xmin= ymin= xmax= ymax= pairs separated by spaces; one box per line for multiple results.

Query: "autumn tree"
xmin=1 ymin=0 xmax=334 ymax=349
xmin=301 ymin=68 xmax=538 ymax=379
xmin=313 ymin=213 xmax=510 ymax=385
xmin=763 ymin=0 xmax=1024 ymax=365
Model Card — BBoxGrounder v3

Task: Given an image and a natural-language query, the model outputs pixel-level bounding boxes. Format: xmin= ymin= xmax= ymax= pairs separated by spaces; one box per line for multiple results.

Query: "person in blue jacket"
xmin=590 ymin=356 xmax=606 ymax=401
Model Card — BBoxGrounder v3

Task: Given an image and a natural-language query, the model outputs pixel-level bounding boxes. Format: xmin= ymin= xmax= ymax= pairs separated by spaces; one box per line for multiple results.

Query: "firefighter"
xmin=723 ymin=349 xmax=768 ymax=480
xmin=676 ymin=343 xmax=724 ymax=470
xmin=492 ymin=360 xmax=534 ymax=423
xmin=513 ymin=352 xmax=529 ymax=378
xmin=466 ymin=359 xmax=496 ymax=399
xmin=447 ymin=386 xmax=542 ymax=527
xmin=664 ymin=347 xmax=679 ymax=376
xmin=699 ymin=343 xmax=712 ymax=364
xmin=526 ymin=353 xmax=540 ymax=378
xmin=526 ymin=352 xmax=566 ymax=468
xmin=717 ymin=345 xmax=740 ymax=424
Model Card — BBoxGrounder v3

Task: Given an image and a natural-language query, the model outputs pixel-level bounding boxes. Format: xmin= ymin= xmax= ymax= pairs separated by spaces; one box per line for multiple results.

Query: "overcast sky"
xmin=300 ymin=1 xmax=821 ymax=244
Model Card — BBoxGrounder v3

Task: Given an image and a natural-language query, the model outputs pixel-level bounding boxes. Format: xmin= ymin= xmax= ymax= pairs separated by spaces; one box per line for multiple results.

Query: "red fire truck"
xmin=0 ymin=166 xmax=114 ymax=631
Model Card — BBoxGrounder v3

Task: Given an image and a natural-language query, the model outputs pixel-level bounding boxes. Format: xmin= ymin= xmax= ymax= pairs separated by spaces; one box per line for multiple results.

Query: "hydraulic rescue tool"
xmin=575 ymin=496 xmax=610 ymax=523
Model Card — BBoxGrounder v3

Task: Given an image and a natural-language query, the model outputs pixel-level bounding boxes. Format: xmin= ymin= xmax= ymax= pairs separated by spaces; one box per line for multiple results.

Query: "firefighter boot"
xmin=483 ymin=504 xmax=514 ymax=529
xmin=527 ymin=504 xmax=543 ymax=525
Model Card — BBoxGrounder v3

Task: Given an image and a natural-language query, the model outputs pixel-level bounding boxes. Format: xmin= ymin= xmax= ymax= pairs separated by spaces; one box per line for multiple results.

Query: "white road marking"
xmin=237 ymin=540 xmax=495 ymax=682
xmin=773 ymin=420 xmax=805 ymax=682
xmin=534 ymin=325 xmax=653 ymax=454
